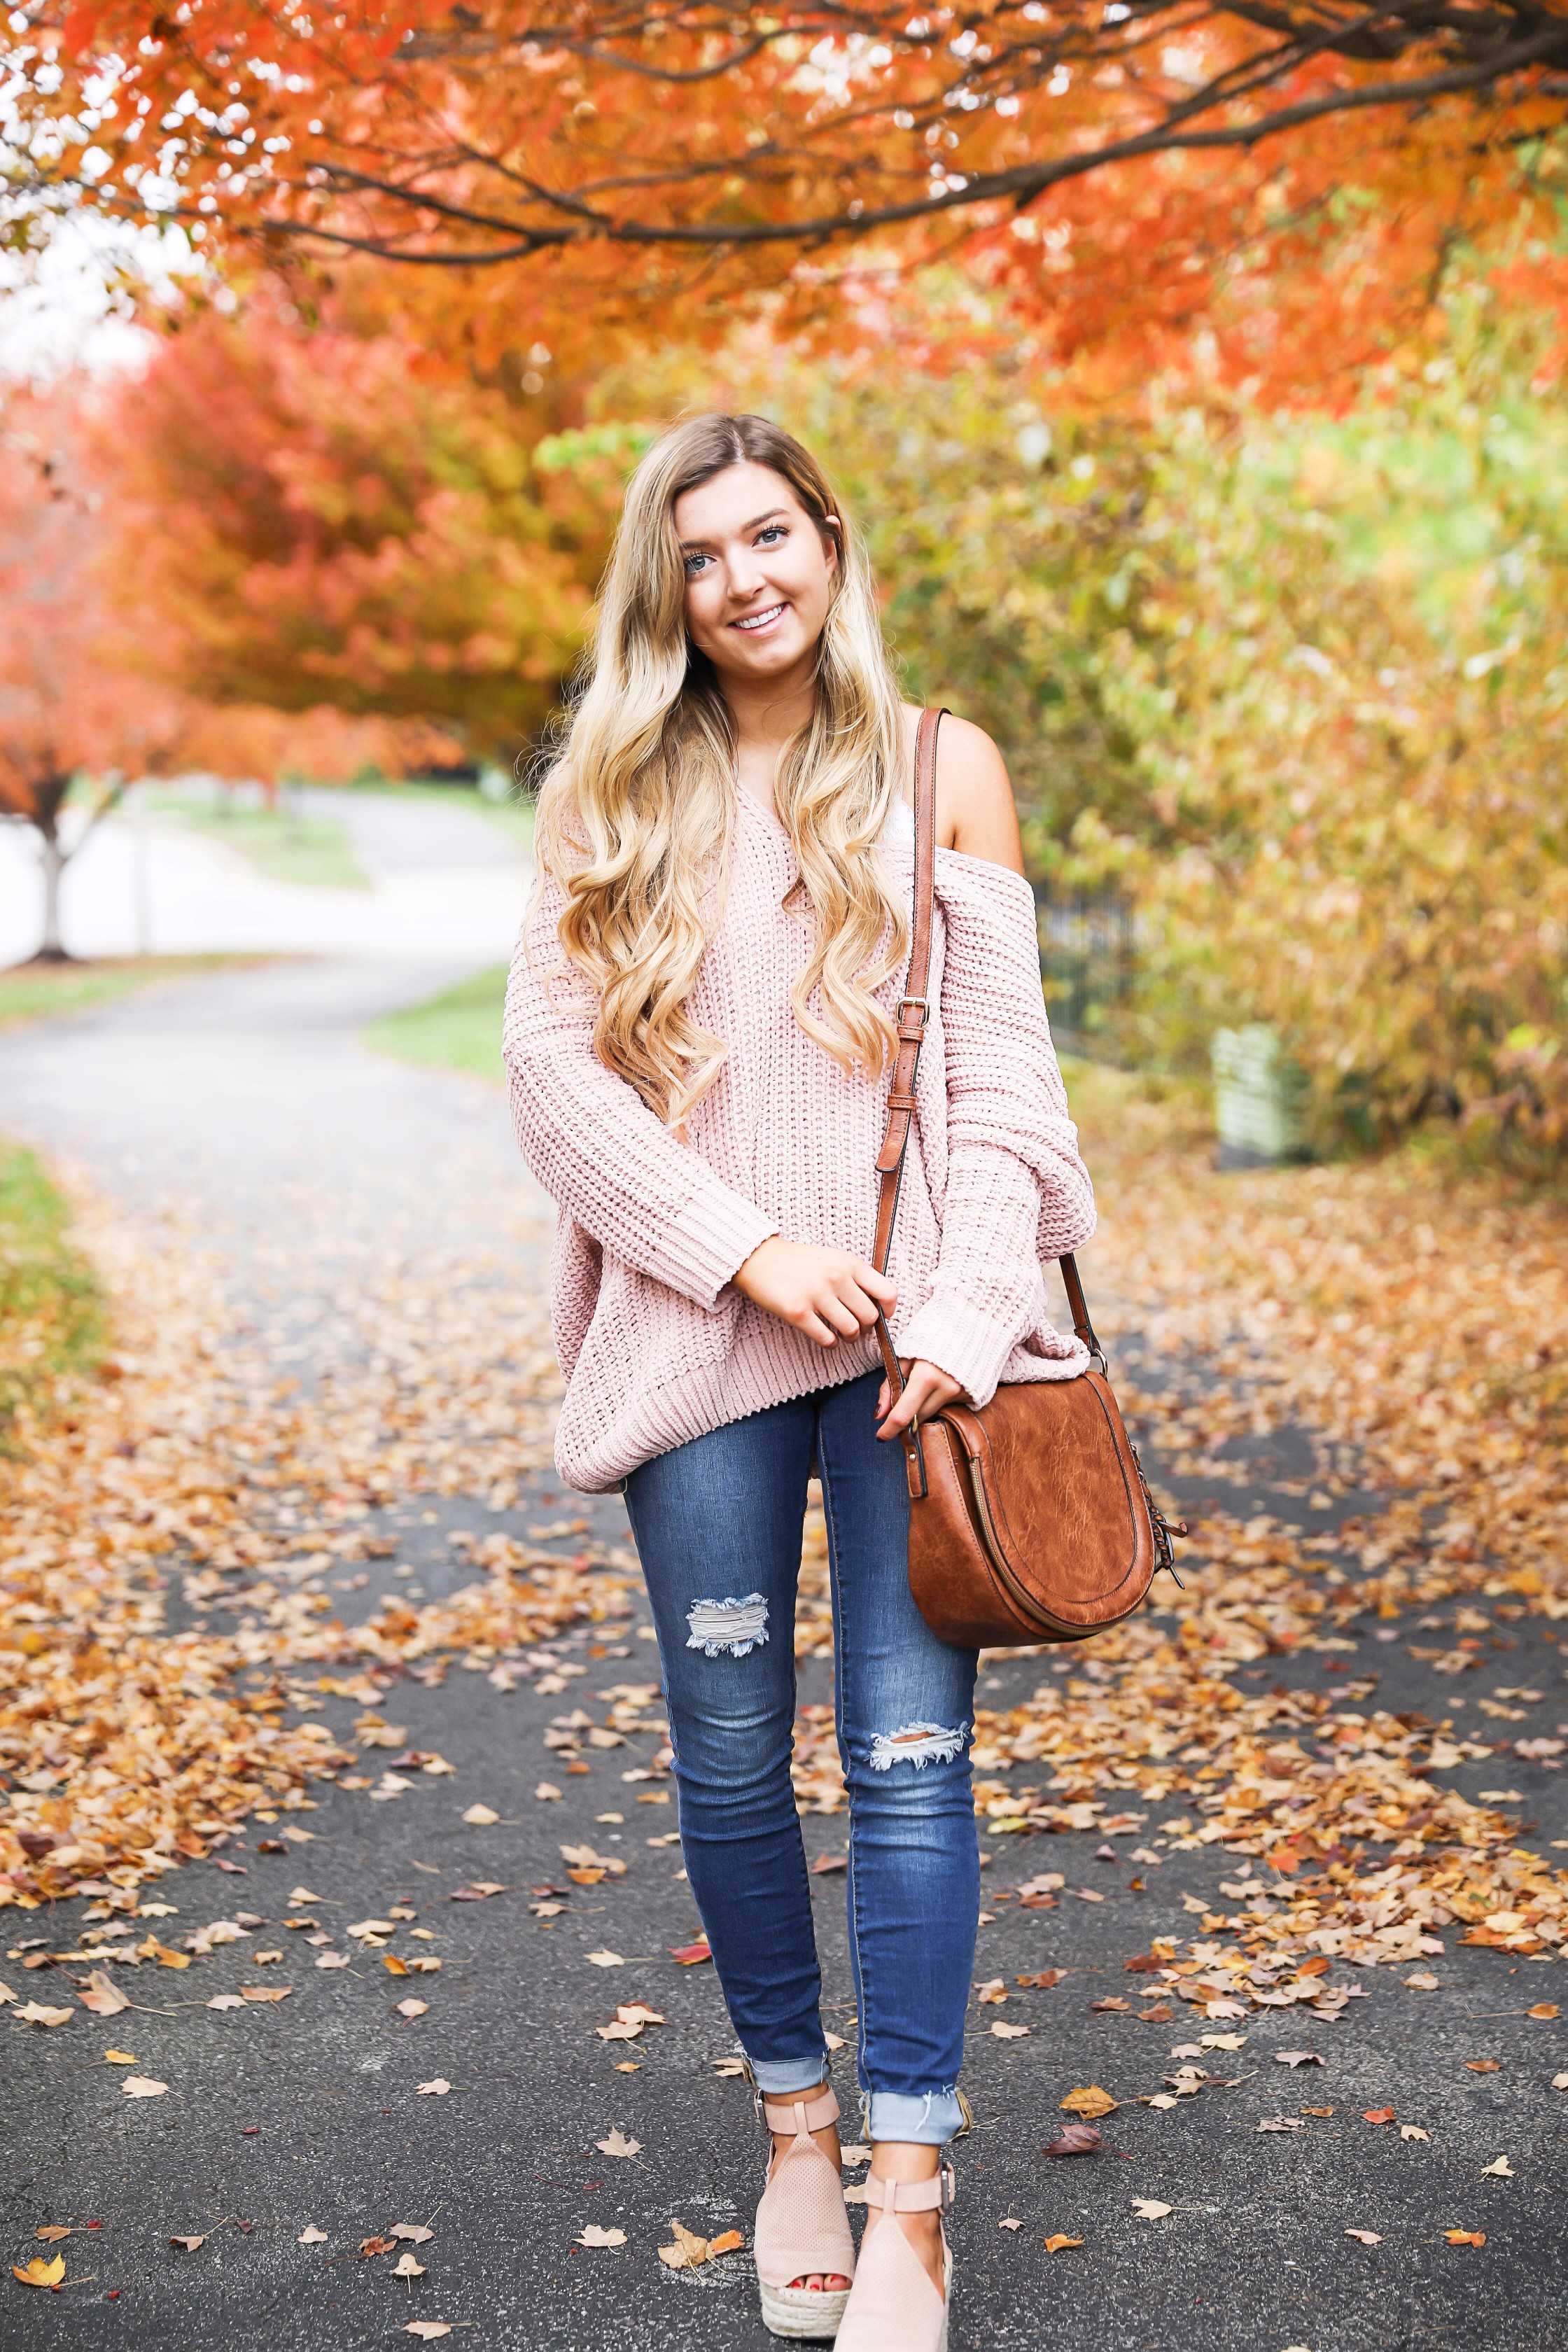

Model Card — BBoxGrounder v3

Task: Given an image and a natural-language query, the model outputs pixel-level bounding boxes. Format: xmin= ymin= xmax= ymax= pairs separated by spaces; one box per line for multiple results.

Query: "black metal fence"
xmin=1033 ymin=886 xmax=1138 ymax=1061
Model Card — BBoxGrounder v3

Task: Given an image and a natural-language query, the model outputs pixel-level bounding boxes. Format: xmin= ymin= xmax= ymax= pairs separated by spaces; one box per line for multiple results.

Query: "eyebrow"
xmin=679 ymin=506 xmax=790 ymax=551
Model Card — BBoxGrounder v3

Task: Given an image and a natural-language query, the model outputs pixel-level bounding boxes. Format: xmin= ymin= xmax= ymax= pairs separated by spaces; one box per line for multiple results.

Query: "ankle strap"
xmin=862 ymin=2163 xmax=955 ymax=2215
xmin=761 ymin=2085 xmax=841 ymax=2136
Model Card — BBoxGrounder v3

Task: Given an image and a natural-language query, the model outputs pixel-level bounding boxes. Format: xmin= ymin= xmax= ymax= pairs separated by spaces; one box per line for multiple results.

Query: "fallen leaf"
xmin=586 ymin=1951 xmax=625 ymax=1969
xmin=461 ymin=1805 xmax=499 ymax=1826
xmin=11 ymin=2256 xmax=66 ymax=2289
xmin=15 ymin=2001 xmax=74 ymax=2027
xmin=577 ymin=2225 xmax=626 ymax=2249
xmin=710 ymin=2057 xmax=748 ymax=2078
xmin=1466 ymin=2059 xmax=1501 ymax=2073
xmin=361 ymin=2236 xmax=398 ymax=2258
xmin=1553 ymin=2073 xmax=1568 ymax=2092
xmin=1091 ymin=1997 xmax=1132 ymax=2013
xmin=170 ymin=2234 xmax=206 ymax=2252
xmin=1200 ymin=2033 xmax=1247 ymax=2052
xmin=1044 ymin=2124 xmax=1101 ymax=2157
xmin=1043 ymin=2234 xmax=1084 ymax=2253
xmin=1527 ymin=2004 xmax=1560 ymax=2020
xmin=668 ymin=1939 xmax=711 ymax=1966
xmin=147 ymin=1942 xmax=190 ymax=1970
xmin=1445 ymin=2230 xmax=1485 ymax=2247
xmin=1363 ymin=2107 xmax=1396 ymax=2125
xmin=811 ymin=1854 xmax=848 ymax=1875
xmin=33 ymin=2226 xmax=70 ymax=2242
xmin=991 ymin=2021 xmax=1030 ymax=2039
xmin=348 ymin=1919 xmax=396 ymax=1939
xmin=206 ymin=1994 xmax=248 ymax=2010
xmin=416 ymin=2079 xmax=451 ymax=2096
xmin=103 ymin=2047 xmax=136 ymax=2064
xmin=1401 ymin=2125 xmax=1432 ymax=2143
xmin=657 ymin=2219 xmax=713 ymax=2269
xmin=1274 ymin=2051 xmax=1323 ymax=2068
xmin=1405 ymin=1972 xmax=1441 ymax=1990
xmin=315 ymin=1953 xmax=351 ymax=1970
xmin=1131 ymin=2199 xmax=1173 ymax=2220
xmin=1480 ymin=2155 xmax=1514 ymax=2177
xmin=1060 ymin=2085 xmax=1118 ymax=2119
xmin=122 ymin=2077 xmax=169 ymax=2098
xmin=596 ymin=2018 xmax=643 ymax=2042
xmin=1345 ymin=2228 xmax=1382 ymax=2245
xmin=394 ymin=1998 xmax=428 ymax=2019
xmin=392 ymin=2253 xmax=426 ymax=2278
xmin=1016 ymin=1969 xmax=1065 ymax=1989
xmin=613 ymin=2061 xmax=641 ymax=2073
xmin=78 ymin=1971 xmax=130 ymax=2017
xmin=1257 ymin=2118 xmax=1308 ymax=2133
xmin=404 ymin=2326 xmax=453 ymax=2341
xmin=708 ymin=2231 xmax=744 ymax=2255
xmin=384 ymin=1954 xmax=409 ymax=1975
xmin=1139 ymin=2005 xmax=1174 ymax=2023
xmin=535 ymin=1784 xmax=562 ymax=1801
xmin=976 ymin=1977 xmax=1007 ymax=2005
xmin=998 ymin=2216 xmax=1024 ymax=2231
xmin=596 ymin=2129 xmax=642 ymax=2158
xmin=241 ymin=1986 xmax=291 ymax=2003
xmin=1146 ymin=2094 xmax=1178 ymax=2110
xmin=1303 ymin=2106 xmax=1335 ymax=2118
xmin=298 ymin=2226 xmax=329 ymax=2244
xmin=392 ymin=2225 xmax=434 ymax=2244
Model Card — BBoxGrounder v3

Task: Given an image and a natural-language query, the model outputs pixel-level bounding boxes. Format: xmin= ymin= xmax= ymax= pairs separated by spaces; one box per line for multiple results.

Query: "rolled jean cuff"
xmin=865 ymin=2090 xmax=965 ymax=2147
xmin=750 ymin=2050 xmax=832 ymax=2097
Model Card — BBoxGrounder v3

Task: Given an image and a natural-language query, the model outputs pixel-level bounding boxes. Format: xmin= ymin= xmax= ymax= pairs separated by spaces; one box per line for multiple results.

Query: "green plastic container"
xmin=1211 ymin=1025 xmax=1309 ymax=1168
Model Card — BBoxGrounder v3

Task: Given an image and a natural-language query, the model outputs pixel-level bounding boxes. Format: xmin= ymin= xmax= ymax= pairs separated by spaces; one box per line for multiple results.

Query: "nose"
xmin=727 ymin=547 xmax=769 ymax=603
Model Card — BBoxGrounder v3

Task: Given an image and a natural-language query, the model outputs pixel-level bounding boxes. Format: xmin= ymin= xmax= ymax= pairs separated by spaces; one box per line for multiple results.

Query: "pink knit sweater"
xmin=503 ymin=789 xmax=1097 ymax=1492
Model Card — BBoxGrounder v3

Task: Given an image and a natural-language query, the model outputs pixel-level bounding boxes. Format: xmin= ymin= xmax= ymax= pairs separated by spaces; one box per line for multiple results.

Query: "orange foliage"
xmin=15 ymin=1 xmax=1568 ymax=399
xmin=91 ymin=304 xmax=613 ymax=754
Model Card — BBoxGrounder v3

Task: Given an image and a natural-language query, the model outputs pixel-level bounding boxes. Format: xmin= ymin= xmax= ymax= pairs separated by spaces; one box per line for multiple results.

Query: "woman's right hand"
xmin=732 ymin=1238 xmax=896 ymax=1349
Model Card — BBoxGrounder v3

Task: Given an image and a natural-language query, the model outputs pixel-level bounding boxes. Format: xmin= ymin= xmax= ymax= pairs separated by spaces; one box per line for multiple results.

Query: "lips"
xmin=732 ymin=602 xmax=787 ymax=633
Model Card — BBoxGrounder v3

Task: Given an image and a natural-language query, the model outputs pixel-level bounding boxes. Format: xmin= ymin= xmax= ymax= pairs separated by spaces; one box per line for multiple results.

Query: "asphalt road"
xmin=3 ymin=963 xmax=1565 ymax=2352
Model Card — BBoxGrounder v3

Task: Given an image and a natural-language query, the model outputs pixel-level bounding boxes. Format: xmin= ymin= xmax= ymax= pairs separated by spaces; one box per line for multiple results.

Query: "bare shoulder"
xmin=899 ymin=703 xmax=1024 ymax=872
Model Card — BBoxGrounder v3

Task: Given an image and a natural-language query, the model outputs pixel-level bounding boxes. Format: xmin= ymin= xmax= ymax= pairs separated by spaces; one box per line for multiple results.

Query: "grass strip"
xmin=365 ymin=965 xmax=507 ymax=1084
xmin=0 ymin=955 xmax=248 ymax=1034
xmin=0 ymin=1138 xmax=104 ymax=1450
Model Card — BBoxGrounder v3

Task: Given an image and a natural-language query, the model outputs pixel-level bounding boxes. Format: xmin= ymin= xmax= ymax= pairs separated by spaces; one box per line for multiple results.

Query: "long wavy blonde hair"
xmin=533 ymin=413 xmax=909 ymax=1126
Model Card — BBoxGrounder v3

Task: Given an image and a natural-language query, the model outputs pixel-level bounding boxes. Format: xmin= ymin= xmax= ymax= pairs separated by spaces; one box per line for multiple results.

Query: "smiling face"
xmin=673 ymin=459 xmax=839 ymax=694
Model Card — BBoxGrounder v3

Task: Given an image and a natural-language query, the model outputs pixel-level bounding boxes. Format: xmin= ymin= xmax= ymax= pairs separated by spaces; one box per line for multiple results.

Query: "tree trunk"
xmin=38 ymin=819 xmax=71 ymax=963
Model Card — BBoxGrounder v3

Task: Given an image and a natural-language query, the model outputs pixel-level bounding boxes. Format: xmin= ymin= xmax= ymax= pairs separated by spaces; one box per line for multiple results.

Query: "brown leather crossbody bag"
xmin=872 ymin=708 xmax=1184 ymax=1648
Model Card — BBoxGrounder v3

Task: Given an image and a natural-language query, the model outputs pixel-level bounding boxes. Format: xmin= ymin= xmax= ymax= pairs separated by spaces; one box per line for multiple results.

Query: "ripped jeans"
xmin=624 ymin=1368 xmax=979 ymax=2146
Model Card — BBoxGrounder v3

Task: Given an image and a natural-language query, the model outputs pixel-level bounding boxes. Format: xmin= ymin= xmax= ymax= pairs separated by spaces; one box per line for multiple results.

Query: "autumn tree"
xmin=0 ymin=405 xmax=186 ymax=962
xmin=94 ymin=302 xmax=626 ymax=755
xmin=7 ymin=2 xmax=1568 ymax=398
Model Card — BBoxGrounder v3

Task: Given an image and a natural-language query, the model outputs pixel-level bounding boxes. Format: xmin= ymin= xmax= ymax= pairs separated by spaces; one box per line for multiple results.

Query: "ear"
xmin=821 ymin=514 xmax=842 ymax=575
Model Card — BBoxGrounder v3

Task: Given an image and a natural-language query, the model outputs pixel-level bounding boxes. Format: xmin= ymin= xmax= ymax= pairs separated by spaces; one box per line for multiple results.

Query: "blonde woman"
xmin=505 ymin=414 xmax=1096 ymax=2348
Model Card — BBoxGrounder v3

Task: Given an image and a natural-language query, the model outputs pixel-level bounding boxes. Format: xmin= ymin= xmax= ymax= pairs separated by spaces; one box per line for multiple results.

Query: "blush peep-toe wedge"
xmin=753 ymin=2085 xmax=857 ymax=2339
xmin=833 ymin=2164 xmax=953 ymax=2352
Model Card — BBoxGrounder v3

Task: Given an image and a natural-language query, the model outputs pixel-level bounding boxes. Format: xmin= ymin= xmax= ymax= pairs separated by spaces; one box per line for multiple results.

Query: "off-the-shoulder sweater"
xmin=502 ymin=788 xmax=1096 ymax=1492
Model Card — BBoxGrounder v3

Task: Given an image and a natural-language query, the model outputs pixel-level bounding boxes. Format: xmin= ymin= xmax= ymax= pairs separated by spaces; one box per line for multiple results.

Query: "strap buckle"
xmin=895 ymin=995 xmax=929 ymax=1028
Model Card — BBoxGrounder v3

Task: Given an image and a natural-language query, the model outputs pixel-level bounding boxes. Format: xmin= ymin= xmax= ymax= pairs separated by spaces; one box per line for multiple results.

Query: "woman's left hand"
xmin=876 ymin=1359 xmax=965 ymax=1439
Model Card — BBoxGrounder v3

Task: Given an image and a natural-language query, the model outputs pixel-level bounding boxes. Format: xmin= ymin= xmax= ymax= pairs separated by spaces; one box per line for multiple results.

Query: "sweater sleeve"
xmin=502 ymin=879 xmax=778 ymax=1311
xmin=896 ymin=852 xmax=1097 ymax=1406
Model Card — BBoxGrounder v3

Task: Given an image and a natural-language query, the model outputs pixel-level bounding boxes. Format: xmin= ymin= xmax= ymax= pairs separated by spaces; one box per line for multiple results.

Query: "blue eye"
xmin=757 ymin=524 xmax=786 ymax=545
xmin=683 ymin=552 xmax=710 ymax=576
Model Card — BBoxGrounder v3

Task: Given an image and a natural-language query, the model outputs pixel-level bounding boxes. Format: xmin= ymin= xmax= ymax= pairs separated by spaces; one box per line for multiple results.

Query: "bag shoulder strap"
xmin=869 ymin=710 xmax=1106 ymax=1473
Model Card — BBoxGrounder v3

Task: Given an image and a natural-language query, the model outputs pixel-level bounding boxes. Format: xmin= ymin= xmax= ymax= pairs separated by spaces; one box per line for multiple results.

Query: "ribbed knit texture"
xmin=503 ymin=789 xmax=1096 ymax=1492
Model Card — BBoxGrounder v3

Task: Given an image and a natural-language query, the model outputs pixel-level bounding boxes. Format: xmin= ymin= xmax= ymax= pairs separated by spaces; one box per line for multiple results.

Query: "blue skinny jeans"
xmin=624 ymin=1368 xmax=979 ymax=2146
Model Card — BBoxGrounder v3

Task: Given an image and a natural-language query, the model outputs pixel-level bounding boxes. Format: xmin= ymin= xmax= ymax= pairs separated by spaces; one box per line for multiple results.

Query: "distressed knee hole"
xmin=685 ymin=1592 xmax=770 ymax=1658
xmin=867 ymin=1720 xmax=969 ymax=1772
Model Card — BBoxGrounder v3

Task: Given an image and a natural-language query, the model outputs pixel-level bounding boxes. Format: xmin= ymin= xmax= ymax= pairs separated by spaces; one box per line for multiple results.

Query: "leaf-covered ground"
xmin=3 ymin=979 xmax=1567 ymax=2346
